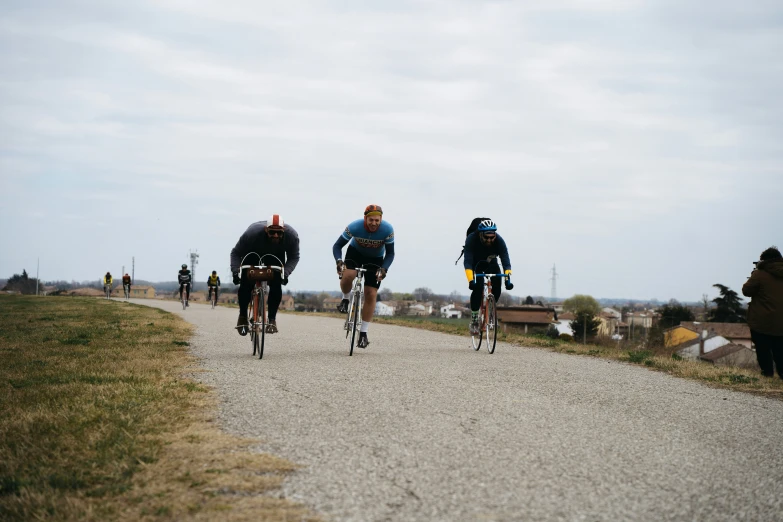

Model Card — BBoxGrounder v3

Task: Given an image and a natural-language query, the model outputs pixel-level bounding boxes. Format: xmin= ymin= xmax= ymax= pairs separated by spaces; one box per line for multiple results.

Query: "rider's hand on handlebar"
xmin=505 ymin=280 xmax=514 ymax=291
xmin=468 ymin=280 xmax=476 ymax=291
xmin=376 ymin=267 xmax=387 ymax=281
xmin=232 ymin=271 xmax=240 ymax=285
xmin=336 ymin=260 xmax=345 ymax=277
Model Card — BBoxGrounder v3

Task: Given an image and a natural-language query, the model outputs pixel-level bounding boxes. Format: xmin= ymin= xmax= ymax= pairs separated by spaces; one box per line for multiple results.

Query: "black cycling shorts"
xmin=344 ymin=245 xmax=385 ymax=289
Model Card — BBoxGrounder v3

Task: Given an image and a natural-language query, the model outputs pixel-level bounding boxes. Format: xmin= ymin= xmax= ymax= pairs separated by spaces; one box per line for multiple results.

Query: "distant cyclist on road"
xmin=178 ymin=264 xmax=192 ymax=307
xmin=207 ymin=270 xmax=221 ymax=303
xmin=230 ymin=215 xmax=300 ymax=335
xmin=332 ymin=204 xmax=395 ymax=349
xmin=463 ymin=219 xmax=513 ymax=335
xmin=103 ymin=271 xmax=113 ymax=295
xmin=122 ymin=273 xmax=131 ymax=297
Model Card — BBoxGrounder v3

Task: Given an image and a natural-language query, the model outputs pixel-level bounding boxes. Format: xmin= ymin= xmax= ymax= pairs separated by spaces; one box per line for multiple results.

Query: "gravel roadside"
xmin=131 ymin=299 xmax=783 ymax=521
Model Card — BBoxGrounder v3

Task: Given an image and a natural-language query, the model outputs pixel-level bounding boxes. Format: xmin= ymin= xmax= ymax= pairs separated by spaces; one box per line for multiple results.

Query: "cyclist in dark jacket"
xmin=463 ymin=219 xmax=514 ymax=335
xmin=178 ymin=264 xmax=192 ymax=306
xmin=230 ymin=215 xmax=300 ymax=335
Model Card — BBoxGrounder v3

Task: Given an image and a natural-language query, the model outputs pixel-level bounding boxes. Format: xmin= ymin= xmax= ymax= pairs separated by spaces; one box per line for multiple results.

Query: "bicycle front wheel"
xmin=486 ymin=295 xmax=498 ymax=354
xmin=471 ymin=305 xmax=483 ymax=351
xmin=348 ymin=291 xmax=361 ymax=356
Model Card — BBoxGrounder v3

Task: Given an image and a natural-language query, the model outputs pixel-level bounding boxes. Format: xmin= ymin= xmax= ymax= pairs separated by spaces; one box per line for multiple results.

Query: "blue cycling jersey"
xmin=341 ymin=219 xmax=395 ymax=257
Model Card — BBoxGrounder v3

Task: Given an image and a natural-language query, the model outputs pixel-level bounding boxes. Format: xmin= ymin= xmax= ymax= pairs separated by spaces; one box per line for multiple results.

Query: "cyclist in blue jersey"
xmin=332 ymin=204 xmax=395 ymax=348
xmin=463 ymin=219 xmax=514 ymax=335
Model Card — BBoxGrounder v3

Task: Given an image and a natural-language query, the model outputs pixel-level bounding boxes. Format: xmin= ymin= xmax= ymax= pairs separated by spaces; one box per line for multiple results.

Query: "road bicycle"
xmin=340 ymin=261 xmax=381 ymax=356
xmin=104 ymin=284 xmax=112 ymax=299
xmin=123 ymin=284 xmax=130 ymax=300
xmin=208 ymin=286 xmax=218 ymax=309
xmin=471 ymin=272 xmax=511 ymax=354
xmin=239 ymin=253 xmax=283 ymax=359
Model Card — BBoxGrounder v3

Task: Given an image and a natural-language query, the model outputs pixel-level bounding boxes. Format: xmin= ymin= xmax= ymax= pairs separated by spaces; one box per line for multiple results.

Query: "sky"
xmin=1 ymin=0 xmax=781 ymax=302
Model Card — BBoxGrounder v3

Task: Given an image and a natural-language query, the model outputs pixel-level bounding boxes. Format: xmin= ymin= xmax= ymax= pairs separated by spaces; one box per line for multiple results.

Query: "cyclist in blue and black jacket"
xmin=463 ymin=219 xmax=514 ymax=335
xmin=332 ymin=204 xmax=395 ymax=349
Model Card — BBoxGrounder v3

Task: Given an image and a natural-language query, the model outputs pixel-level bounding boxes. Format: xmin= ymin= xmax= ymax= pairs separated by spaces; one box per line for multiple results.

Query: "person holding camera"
xmin=742 ymin=246 xmax=783 ymax=379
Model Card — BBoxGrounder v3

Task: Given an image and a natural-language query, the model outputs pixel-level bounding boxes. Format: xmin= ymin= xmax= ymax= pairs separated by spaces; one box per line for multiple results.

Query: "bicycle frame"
xmin=340 ymin=261 xmax=382 ymax=356
xmin=239 ymin=252 xmax=284 ymax=359
xmin=472 ymin=272 xmax=511 ymax=354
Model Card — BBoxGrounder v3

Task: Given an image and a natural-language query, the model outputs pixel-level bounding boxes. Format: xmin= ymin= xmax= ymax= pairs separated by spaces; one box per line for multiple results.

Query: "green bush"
xmin=558 ymin=333 xmax=573 ymax=342
xmin=628 ymin=350 xmax=653 ymax=363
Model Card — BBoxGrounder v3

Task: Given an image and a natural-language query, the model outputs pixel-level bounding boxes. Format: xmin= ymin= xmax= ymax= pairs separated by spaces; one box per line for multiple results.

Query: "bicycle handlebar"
xmin=239 ymin=264 xmax=283 ymax=271
xmin=474 ymin=273 xmax=511 ymax=282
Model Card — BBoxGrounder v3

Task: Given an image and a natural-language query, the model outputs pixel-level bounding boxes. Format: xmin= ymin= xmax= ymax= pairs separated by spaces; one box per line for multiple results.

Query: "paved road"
xmin=130 ymin=299 xmax=783 ymax=521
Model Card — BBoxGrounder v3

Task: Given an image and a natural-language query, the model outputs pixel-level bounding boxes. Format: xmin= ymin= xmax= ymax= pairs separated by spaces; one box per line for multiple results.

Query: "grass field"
xmin=0 ymin=295 xmax=315 ymax=521
xmin=297 ymin=310 xmax=783 ymax=399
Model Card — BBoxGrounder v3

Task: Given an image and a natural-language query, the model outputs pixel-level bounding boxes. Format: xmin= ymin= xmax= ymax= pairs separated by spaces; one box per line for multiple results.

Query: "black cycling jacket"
xmin=463 ymin=232 xmax=512 ymax=272
xmin=178 ymin=270 xmax=192 ymax=284
xmin=230 ymin=221 xmax=300 ymax=278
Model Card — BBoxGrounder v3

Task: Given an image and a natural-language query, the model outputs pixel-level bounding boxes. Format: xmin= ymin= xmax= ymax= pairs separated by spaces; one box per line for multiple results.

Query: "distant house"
xmin=118 ymin=285 xmax=155 ymax=298
xmin=375 ymin=302 xmax=394 ymax=316
xmin=440 ymin=303 xmax=463 ymax=319
xmin=555 ymin=312 xmax=575 ymax=336
xmin=322 ymin=297 xmax=343 ymax=312
xmin=597 ymin=311 xmax=622 ymax=337
xmin=496 ymin=305 xmax=556 ymax=334
xmin=279 ymin=294 xmax=295 ymax=311
xmin=624 ymin=311 xmax=658 ymax=328
xmin=679 ymin=322 xmax=752 ymax=348
xmin=675 ymin=333 xmax=731 ymax=360
xmin=664 ymin=324 xmax=701 ymax=348
xmin=699 ymin=343 xmax=757 ymax=369
xmin=406 ymin=304 xmax=429 ymax=316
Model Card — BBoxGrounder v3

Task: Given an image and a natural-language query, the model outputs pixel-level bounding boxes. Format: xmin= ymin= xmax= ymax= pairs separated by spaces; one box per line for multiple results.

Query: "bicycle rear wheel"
xmin=486 ymin=295 xmax=498 ymax=354
xmin=348 ymin=291 xmax=361 ymax=356
xmin=258 ymin=289 xmax=266 ymax=359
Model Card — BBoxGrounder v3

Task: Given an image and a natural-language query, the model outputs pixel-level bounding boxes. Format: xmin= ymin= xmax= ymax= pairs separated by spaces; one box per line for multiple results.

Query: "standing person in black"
xmin=230 ymin=215 xmax=300 ymax=335
xmin=462 ymin=219 xmax=514 ymax=335
xmin=742 ymin=246 xmax=783 ymax=379
xmin=178 ymin=264 xmax=192 ymax=306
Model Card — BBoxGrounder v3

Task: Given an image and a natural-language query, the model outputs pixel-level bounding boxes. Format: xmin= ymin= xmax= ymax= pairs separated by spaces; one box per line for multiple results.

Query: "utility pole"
xmin=36 ymin=257 xmax=39 ymax=296
xmin=189 ymin=250 xmax=199 ymax=287
xmin=132 ymin=257 xmax=135 ymax=284
xmin=550 ymin=264 xmax=558 ymax=300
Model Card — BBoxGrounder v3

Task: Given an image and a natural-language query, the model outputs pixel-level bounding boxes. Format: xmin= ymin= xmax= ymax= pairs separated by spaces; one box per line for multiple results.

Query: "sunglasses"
xmin=268 ymin=229 xmax=284 ymax=237
xmin=482 ymin=234 xmax=497 ymax=241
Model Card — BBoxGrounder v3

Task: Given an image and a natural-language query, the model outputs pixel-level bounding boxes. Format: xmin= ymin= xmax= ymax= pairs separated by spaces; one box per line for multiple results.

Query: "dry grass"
xmin=290 ymin=311 xmax=783 ymax=400
xmin=0 ymin=295 xmax=316 ymax=521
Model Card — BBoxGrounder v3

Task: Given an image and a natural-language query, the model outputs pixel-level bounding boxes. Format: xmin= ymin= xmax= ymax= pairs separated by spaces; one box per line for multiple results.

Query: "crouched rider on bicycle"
xmin=207 ymin=271 xmax=220 ymax=302
xmin=463 ymin=219 xmax=514 ymax=335
xmin=178 ymin=264 xmax=192 ymax=306
xmin=230 ymin=215 xmax=300 ymax=335
xmin=332 ymin=204 xmax=395 ymax=349
xmin=122 ymin=273 xmax=131 ymax=296
xmin=103 ymin=272 xmax=113 ymax=294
